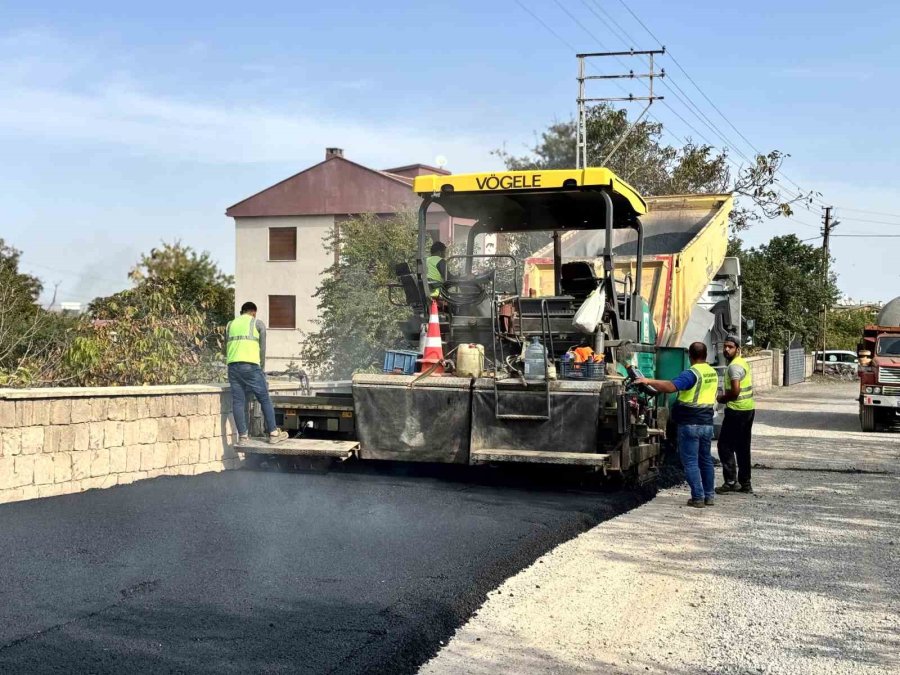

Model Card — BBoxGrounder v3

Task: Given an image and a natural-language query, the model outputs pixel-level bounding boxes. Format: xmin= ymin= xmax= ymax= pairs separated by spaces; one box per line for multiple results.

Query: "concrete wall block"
xmin=2 ymin=428 xmax=22 ymax=456
xmin=181 ymin=395 xmax=199 ymax=417
xmin=105 ymin=421 xmax=125 ymax=448
xmin=125 ymin=445 xmax=142 ymax=472
xmin=0 ymin=488 xmax=26 ymax=504
xmin=88 ymin=422 xmax=105 ymax=450
xmin=38 ymin=483 xmax=66 ymax=499
xmin=45 ymin=425 xmax=74 ymax=454
xmin=0 ymin=401 xmax=16 ymax=427
xmin=109 ymin=446 xmax=127 ymax=474
xmin=53 ymin=454 xmax=73 ymax=484
xmin=165 ymin=442 xmax=181 ymax=467
xmin=90 ymin=448 xmax=110 ymax=477
xmin=146 ymin=468 xmax=168 ymax=479
xmin=0 ymin=457 xmax=14 ymax=489
xmin=91 ymin=399 xmax=109 ymax=422
xmin=49 ymin=399 xmax=72 ymax=425
xmin=17 ymin=400 xmax=51 ymax=427
xmin=20 ymin=485 xmax=40 ymax=501
xmin=165 ymin=396 xmax=179 ymax=418
xmin=80 ymin=475 xmax=116 ymax=491
xmin=71 ymin=399 xmax=93 ymax=424
xmin=156 ymin=418 xmax=174 ymax=443
xmin=13 ymin=455 xmax=34 ymax=487
xmin=117 ymin=473 xmax=136 ymax=486
xmin=73 ymin=424 xmax=90 ymax=452
xmin=173 ymin=417 xmax=190 ymax=441
xmin=138 ymin=419 xmax=158 ymax=444
xmin=140 ymin=445 xmax=156 ymax=472
xmin=20 ymin=427 xmax=45 ymax=455
xmin=153 ymin=443 xmax=168 ymax=470
xmin=33 ymin=455 xmax=54 ymax=485
xmin=71 ymin=451 xmax=91 ymax=480
xmin=187 ymin=439 xmax=201 ymax=465
xmin=122 ymin=420 xmax=139 ymax=447
xmin=136 ymin=397 xmax=152 ymax=419
xmin=177 ymin=440 xmax=193 ymax=466
xmin=107 ymin=398 xmax=128 ymax=421
xmin=188 ymin=416 xmax=205 ymax=440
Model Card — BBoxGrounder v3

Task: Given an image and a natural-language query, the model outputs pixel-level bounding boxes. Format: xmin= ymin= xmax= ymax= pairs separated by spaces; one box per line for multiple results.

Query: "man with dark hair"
xmin=635 ymin=342 xmax=719 ymax=508
xmin=716 ymin=334 xmax=756 ymax=494
xmin=426 ymin=241 xmax=447 ymax=298
xmin=225 ymin=301 xmax=287 ymax=444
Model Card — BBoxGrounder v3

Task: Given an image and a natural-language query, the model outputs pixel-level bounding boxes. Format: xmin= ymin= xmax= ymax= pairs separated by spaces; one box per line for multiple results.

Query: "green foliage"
xmin=494 ymin=104 xmax=812 ymax=236
xmin=90 ymin=241 xmax=234 ymax=334
xmin=300 ymin=212 xmax=419 ymax=379
xmin=734 ymin=235 xmax=839 ymax=349
xmin=827 ymin=306 xmax=880 ymax=350
xmin=61 ymin=280 xmax=221 ymax=386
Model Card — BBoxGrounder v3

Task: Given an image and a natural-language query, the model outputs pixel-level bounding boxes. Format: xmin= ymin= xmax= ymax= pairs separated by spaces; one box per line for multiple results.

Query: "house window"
xmin=268 ymin=295 xmax=296 ymax=329
xmin=269 ymin=227 xmax=297 ymax=261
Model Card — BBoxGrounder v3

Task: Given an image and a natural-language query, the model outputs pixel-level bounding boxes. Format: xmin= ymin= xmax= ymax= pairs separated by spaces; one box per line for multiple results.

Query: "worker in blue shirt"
xmin=635 ymin=342 xmax=719 ymax=508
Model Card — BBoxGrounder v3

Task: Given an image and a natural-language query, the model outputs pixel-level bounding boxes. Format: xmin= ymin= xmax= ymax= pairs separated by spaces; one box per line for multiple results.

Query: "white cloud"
xmin=0 ymin=30 xmax=499 ymax=171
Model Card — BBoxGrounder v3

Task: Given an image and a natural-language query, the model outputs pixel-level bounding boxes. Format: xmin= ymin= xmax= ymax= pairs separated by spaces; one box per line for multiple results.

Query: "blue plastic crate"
xmin=383 ymin=349 xmax=419 ymax=375
xmin=559 ymin=360 xmax=607 ymax=380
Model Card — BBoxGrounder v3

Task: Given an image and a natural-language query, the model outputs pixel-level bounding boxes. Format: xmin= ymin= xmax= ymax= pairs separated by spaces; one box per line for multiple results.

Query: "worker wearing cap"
xmin=635 ymin=342 xmax=719 ymax=508
xmin=426 ymin=241 xmax=447 ymax=298
xmin=225 ymin=301 xmax=288 ymax=445
xmin=715 ymin=335 xmax=756 ymax=494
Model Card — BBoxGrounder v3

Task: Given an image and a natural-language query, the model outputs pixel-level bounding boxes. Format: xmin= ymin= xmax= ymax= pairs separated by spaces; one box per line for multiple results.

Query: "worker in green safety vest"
xmin=426 ymin=241 xmax=447 ymax=298
xmin=635 ymin=342 xmax=719 ymax=508
xmin=225 ymin=301 xmax=288 ymax=445
xmin=715 ymin=335 xmax=756 ymax=494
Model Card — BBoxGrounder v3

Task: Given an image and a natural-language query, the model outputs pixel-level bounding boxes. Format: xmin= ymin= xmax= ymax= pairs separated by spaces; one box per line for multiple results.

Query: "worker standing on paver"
xmin=426 ymin=241 xmax=448 ymax=298
xmin=635 ymin=342 xmax=719 ymax=508
xmin=225 ymin=301 xmax=288 ymax=444
xmin=715 ymin=335 xmax=755 ymax=494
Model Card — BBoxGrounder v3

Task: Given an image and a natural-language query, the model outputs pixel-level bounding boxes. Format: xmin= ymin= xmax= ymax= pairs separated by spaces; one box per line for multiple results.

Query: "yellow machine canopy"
xmin=413 ymin=168 xmax=646 ymax=232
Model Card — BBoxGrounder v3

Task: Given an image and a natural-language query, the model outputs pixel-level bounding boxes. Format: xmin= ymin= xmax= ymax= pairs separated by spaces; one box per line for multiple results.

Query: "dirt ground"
xmin=421 ymin=381 xmax=900 ymax=675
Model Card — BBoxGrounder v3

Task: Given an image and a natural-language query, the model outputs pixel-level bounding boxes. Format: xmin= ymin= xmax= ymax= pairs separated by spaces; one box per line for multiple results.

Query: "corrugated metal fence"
xmin=783 ymin=347 xmax=806 ymax=386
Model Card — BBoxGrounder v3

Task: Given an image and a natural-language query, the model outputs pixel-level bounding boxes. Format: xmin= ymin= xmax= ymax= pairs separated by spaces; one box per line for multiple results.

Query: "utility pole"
xmin=576 ymin=49 xmax=665 ymax=169
xmin=819 ymin=206 xmax=836 ymax=373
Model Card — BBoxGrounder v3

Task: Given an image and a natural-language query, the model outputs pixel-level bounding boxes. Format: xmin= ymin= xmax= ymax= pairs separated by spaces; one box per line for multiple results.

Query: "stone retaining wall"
xmin=746 ymin=351 xmax=775 ymax=393
xmin=0 ymin=383 xmax=300 ymax=505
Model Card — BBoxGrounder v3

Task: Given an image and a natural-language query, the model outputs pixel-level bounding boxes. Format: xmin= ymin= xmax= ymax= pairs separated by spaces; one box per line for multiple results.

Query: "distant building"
xmin=226 ymin=148 xmax=470 ymax=370
xmin=57 ymin=302 xmax=83 ymax=314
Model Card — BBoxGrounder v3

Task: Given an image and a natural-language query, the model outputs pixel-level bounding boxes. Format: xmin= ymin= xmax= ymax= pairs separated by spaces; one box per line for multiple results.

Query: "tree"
xmin=300 ymin=212 xmax=419 ymax=379
xmin=0 ymin=240 xmax=75 ymax=386
xmin=90 ymin=241 xmax=234 ymax=335
xmin=827 ymin=305 xmax=880 ymax=350
xmin=494 ymin=104 xmax=812 ymax=241
xmin=733 ymin=235 xmax=839 ymax=349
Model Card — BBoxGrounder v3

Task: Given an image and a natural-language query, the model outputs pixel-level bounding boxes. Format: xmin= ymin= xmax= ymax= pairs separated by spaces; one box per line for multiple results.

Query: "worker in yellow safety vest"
xmin=715 ymin=335 xmax=756 ymax=494
xmin=426 ymin=241 xmax=447 ymax=298
xmin=635 ymin=342 xmax=719 ymax=508
xmin=225 ymin=301 xmax=288 ymax=444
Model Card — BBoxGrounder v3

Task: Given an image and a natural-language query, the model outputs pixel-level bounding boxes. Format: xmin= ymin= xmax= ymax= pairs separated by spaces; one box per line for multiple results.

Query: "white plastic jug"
xmin=457 ymin=343 xmax=485 ymax=378
xmin=523 ymin=337 xmax=547 ymax=380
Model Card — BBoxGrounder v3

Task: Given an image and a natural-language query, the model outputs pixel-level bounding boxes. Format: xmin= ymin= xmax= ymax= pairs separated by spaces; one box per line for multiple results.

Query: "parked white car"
xmin=813 ymin=350 xmax=859 ymax=375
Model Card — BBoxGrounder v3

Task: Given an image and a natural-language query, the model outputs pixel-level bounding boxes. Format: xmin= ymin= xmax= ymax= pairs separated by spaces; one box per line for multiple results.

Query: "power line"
xmin=833 ymin=206 xmax=900 ymax=219
xmin=833 ymin=216 xmax=900 ymax=227
xmin=614 ymin=0 xmax=825 ymax=206
xmin=830 ymin=234 xmax=900 ymax=238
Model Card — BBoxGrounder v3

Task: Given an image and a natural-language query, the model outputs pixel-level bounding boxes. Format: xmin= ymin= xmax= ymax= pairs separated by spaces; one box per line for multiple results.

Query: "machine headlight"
xmin=865 ymin=386 xmax=874 ymax=394
xmin=873 ymin=386 xmax=882 ymax=395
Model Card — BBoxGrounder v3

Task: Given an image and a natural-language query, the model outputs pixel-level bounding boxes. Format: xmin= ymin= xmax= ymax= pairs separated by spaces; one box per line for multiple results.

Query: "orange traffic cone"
xmin=419 ymin=299 xmax=445 ymax=375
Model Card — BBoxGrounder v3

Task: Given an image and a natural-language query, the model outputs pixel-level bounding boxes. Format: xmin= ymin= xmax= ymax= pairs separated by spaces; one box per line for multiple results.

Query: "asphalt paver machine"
xmin=237 ymin=168 xmax=666 ymax=481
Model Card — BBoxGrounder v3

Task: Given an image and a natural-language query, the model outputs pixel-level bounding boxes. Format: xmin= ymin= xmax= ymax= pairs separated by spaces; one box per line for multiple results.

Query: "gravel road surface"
xmin=423 ymin=381 xmax=900 ymax=674
xmin=0 ymin=464 xmax=647 ymax=674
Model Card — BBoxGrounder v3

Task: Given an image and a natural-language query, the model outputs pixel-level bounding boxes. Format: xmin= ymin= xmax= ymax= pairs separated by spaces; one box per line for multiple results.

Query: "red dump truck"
xmin=857 ymin=297 xmax=900 ymax=431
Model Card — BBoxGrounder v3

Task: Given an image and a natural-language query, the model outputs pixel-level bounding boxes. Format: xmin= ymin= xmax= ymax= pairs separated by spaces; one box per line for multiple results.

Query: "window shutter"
xmin=269 ymin=227 xmax=297 ymax=261
xmin=268 ymin=295 xmax=296 ymax=329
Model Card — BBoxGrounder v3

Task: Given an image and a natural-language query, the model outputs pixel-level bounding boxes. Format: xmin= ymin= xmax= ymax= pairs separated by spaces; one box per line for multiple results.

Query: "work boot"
xmin=268 ymin=429 xmax=289 ymax=444
xmin=739 ymin=482 xmax=754 ymax=494
xmin=715 ymin=482 xmax=740 ymax=495
xmin=686 ymin=498 xmax=705 ymax=508
xmin=704 ymin=497 xmax=715 ymax=506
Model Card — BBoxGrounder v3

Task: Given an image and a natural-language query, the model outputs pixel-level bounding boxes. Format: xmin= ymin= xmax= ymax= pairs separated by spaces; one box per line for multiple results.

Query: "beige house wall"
xmin=234 ymin=215 xmax=335 ymax=370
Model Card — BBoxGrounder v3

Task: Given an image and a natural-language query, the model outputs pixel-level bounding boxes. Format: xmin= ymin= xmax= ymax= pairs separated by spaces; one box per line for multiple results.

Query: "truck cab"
xmin=858 ymin=326 xmax=900 ymax=431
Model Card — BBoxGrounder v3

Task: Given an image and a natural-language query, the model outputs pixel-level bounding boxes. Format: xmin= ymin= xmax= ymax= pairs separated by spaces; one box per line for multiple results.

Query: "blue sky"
xmin=2 ymin=0 xmax=898 ymax=305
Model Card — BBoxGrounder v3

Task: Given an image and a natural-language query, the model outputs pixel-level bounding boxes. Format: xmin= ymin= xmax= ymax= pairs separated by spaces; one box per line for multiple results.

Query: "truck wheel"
xmin=860 ymin=405 xmax=876 ymax=432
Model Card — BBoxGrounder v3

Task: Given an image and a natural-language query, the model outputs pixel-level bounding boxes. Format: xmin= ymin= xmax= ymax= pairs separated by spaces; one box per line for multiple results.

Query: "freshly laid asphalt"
xmin=0 ymin=463 xmax=650 ymax=674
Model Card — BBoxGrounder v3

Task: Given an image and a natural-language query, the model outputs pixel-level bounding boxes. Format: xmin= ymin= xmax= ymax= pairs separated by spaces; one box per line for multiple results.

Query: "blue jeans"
xmin=228 ymin=362 xmax=277 ymax=436
xmin=678 ymin=424 xmax=715 ymax=501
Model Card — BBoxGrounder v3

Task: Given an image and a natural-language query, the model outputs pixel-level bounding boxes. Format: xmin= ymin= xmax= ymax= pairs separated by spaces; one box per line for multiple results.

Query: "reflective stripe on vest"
xmin=676 ymin=363 xmax=719 ymax=409
xmin=426 ymin=255 xmax=443 ymax=298
xmin=226 ymin=314 xmax=260 ymax=365
xmin=726 ymin=355 xmax=756 ymax=411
